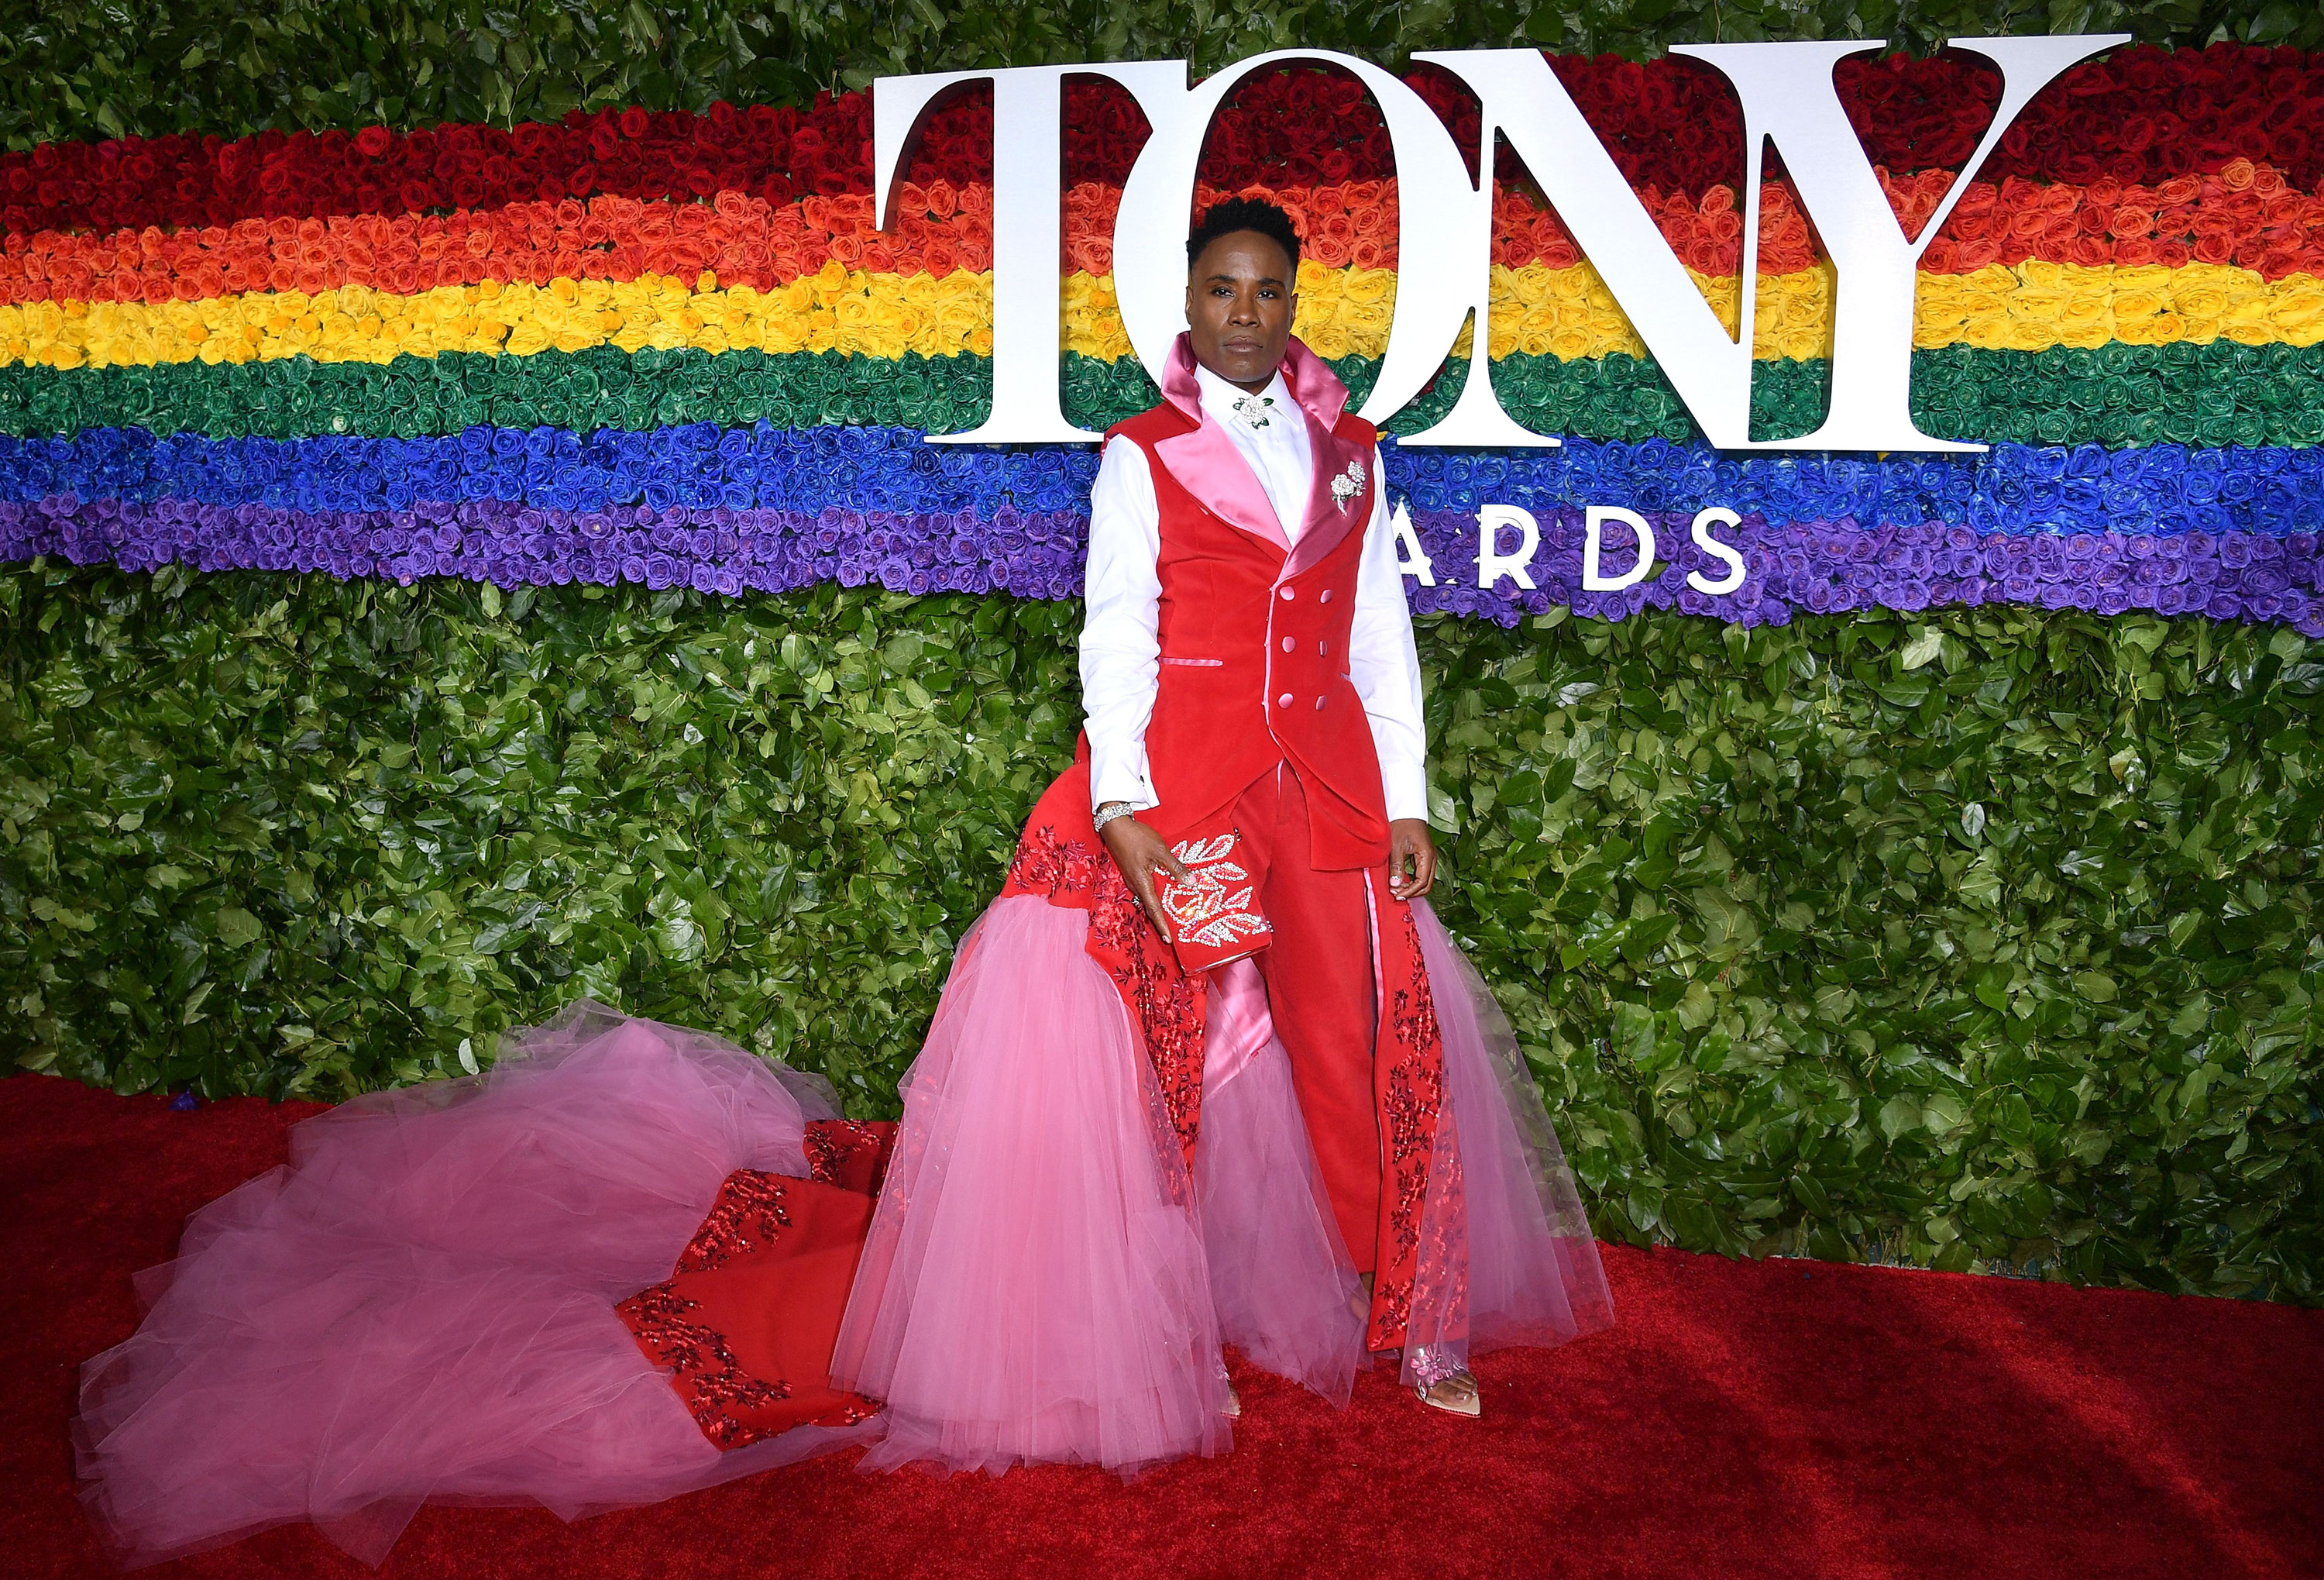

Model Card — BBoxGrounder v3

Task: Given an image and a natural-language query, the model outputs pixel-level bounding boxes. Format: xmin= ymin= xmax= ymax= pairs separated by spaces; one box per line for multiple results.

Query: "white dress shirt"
xmin=1079 ymin=361 xmax=1430 ymax=824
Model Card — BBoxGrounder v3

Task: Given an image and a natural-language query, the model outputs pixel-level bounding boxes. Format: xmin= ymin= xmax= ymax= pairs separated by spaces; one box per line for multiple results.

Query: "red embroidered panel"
xmin=1363 ymin=896 xmax=1451 ymax=1352
xmin=803 ymin=1118 xmax=899 ymax=1195
xmin=1005 ymin=815 xmax=1208 ymax=1159
xmin=617 ymin=1169 xmax=881 ymax=1450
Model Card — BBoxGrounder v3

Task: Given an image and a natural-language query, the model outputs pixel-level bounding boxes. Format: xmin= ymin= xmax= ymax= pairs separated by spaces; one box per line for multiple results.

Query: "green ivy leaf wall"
xmin=3 ymin=561 xmax=2317 ymax=1301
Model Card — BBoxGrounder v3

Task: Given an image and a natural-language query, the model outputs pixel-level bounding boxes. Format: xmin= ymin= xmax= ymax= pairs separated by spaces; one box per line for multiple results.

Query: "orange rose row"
xmin=7 ymin=163 xmax=2323 ymax=309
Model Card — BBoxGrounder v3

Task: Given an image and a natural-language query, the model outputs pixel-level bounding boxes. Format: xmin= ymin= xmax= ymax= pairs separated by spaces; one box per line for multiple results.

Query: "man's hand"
xmin=1098 ymin=811 xmax=1190 ymax=933
xmin=1388 ymin=817 xmax=1436 ymax=900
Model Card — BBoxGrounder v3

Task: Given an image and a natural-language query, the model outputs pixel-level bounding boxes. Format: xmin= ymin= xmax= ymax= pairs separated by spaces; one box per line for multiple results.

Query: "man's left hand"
xmin=1387 ymin=818 xmax=1436 ymax=900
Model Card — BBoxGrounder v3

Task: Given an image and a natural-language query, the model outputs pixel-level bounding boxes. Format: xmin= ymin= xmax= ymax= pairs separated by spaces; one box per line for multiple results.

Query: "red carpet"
xmin=3 ymin=1072 xmax=2316 ymax=1580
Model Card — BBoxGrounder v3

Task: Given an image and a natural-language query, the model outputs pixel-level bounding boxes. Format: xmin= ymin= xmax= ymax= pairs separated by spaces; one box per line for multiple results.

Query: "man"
xmin=1078 ymin=197 xmax=1478 ymax=1416
xmin=834 ymin=199 xmax=1611 ymax=1466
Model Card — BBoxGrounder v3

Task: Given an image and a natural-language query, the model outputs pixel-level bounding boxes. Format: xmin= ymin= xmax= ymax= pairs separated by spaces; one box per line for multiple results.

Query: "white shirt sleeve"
xmin=1346 ymin=445 xmax=1430 ymax=824
xmin=1079 ymin=435 xmax=1164 ymax=812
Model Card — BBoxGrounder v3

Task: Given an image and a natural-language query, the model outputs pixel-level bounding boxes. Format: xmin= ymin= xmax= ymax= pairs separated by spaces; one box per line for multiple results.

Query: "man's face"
xmin=1184 ymin=230 xmax=1297 ymax=394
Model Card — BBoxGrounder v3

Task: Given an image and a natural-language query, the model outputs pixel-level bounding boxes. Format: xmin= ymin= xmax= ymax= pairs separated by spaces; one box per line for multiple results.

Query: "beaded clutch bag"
xmin=1152 ymin=831 xmax=1274 ymax=972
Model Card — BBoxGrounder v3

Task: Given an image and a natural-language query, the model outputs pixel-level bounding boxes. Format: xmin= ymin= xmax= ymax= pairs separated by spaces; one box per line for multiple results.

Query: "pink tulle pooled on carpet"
xmin=830 ymin=896 xmax=1233 ymax=1475
xmin=1396 ymin=900 xmax=1619 ymax=1389
xmin=77 ymin=887 xmax=1617 ymax=1557
xmin=74 ymin=1003 xmax=884 ymax=1570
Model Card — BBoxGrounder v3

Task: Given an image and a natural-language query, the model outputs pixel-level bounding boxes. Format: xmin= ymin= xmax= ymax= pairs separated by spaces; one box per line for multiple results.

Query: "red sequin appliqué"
xmin=672 ymin=1169 xmax=792 ymax=1275
xmin=803 ymin=1118 xmax=898 ymax=1194
xmin=1364 ymin=898 xmax=1451 ymax=1351
xmin=615 ymin=1283 xmax=804 ymax=1450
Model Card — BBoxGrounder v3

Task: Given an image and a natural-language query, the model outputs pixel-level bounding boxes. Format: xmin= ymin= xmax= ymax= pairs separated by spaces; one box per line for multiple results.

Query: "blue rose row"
xmin=6 ymin=493 xmax=2318 ymax=637
xmin=4 ymin=424 xmax=2324 ymax=540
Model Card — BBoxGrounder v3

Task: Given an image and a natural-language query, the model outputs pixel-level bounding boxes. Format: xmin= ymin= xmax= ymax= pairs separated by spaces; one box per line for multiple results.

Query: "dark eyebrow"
xmin=1204 ymin=272 xmax=1287 ymax=287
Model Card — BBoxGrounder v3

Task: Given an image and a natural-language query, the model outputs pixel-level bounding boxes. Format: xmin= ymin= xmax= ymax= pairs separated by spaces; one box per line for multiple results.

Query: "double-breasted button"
xmin=1319 ymin=588 xmax=1334 ymax=604
xmin=1281 ymin=636 xmax=1296 ymax=652
xmin=1314 ymin=697 xmax=1327 ymax=711
xmin=1277 ymin=693 xmax=1294 ymax=708
xmin=1279 ymin=587 xmax=1295 ymax=601
xmin=1317 ymin=639 xmax=1329 ymax=656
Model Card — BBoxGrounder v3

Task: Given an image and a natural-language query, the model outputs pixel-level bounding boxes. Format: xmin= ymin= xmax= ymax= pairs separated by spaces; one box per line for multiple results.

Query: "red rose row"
xmin=0 ymin=187 xmax=999 ymax=305
xmin=9 ymin=160 xmax=2324 ymax=312
xmin=5 ymin=43 xmax=2322 ymax=242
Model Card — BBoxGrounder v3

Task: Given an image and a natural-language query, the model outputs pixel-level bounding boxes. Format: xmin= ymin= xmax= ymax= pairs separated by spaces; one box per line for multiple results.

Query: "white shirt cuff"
xmin=1382 ymin=771 xmax=1429 ymax=825
xmin=1089 ymin=752 xmax=1158 ymax=814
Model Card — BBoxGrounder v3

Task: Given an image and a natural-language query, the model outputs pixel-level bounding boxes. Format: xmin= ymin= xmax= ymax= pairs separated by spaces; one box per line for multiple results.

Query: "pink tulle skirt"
xmin=833 ymin=894 xmax=1614 ymax=1472
xmin=75 ymin=898 xmax=1613 ymax=1565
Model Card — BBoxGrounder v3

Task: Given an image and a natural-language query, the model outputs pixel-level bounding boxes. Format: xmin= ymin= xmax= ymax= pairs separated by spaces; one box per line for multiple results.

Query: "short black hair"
xmin=1187 ymin=197 xmax=1301 ymax=277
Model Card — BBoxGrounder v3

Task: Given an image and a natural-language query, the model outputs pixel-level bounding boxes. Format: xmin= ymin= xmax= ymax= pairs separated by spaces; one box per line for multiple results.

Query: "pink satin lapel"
xmin=1281 ymin=336 xmax=1370 ymax=577
xmin=1154 ymin=333 xmax=1291 ymax=553
xmin=1152 ymin=332 xmax=1367 ymax=566
xmin=1278 ymin=336 xmax=1350 ymax=429
xmin=1157 ymin=333 xmax=1206 ymax=423
xmin=1153 ymin=425 xmax=1292 ymax=554
xmin=1284 ymin=415 xmax=1370 ymax=577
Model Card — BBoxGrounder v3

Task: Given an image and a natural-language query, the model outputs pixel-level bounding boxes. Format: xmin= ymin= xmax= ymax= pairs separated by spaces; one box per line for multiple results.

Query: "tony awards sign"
xmin=871 ymin=37 xmax=2125 ymax=460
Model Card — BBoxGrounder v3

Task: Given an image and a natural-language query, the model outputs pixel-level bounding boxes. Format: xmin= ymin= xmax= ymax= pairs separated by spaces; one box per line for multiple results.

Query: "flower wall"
xmin=6 ymin=46 xmax=2324 ymax=632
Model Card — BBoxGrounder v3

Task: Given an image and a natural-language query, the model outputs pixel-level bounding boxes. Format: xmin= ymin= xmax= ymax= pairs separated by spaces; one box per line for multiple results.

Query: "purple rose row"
xmin=1398 ymin=508 xmax=2324 ymax=635
xmin=5 ymin=493 xmax=2320 ymax=637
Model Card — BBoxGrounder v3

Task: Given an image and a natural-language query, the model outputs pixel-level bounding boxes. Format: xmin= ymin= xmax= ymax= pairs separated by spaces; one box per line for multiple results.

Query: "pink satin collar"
xmin=1158 ymin=332 xmax=1351 ymax=431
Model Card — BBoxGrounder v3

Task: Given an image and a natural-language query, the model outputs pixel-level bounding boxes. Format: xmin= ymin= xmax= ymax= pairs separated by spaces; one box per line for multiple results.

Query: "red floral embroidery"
xmin=1002 ymin=819 xmax=1111 ymax=904
xmin=672 ymin=1169 xmax=792 ymax=1275
xmin=1363 ymin=896 xmax=1451 ymax=1353
xmin=803 ymin=1118 xmax=897 ymax=1195
xmin=614 ymin=1282 xmax=804 ymax=1449
xmin=1405 ymin=1102 xmax=1472 ymax=1354
xmin=1088 ymin=879 xmax=1208 ymax=1159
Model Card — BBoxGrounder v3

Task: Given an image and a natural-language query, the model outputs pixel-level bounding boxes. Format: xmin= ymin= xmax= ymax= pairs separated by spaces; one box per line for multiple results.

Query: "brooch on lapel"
xmin=1230 ymin=393 xmax=1276 ymax=430
xmin=1329 ymin=459 xmax=1367 ymax=511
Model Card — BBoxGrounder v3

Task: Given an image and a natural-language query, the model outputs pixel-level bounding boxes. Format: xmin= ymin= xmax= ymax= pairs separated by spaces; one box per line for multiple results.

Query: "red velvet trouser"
xmin=1225 ymin=763 xmax=1384 ymax=1274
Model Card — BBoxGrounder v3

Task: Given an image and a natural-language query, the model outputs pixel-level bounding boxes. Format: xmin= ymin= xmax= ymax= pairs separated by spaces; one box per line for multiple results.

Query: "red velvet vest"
xmin=1105 ymin=394 xmax=1390 ymax=872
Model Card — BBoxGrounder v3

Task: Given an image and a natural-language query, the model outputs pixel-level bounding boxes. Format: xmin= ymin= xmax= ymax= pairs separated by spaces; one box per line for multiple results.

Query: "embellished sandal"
xmin=1414 ymin=1369 xmax=1481 ymax=1418
xmin=1221 ymin=1382 xmax=1243 ymax=1418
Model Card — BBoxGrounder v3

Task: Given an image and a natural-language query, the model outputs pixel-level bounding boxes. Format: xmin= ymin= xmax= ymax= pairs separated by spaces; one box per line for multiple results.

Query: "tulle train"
xmin=74 ymin=1004 xmax=883 ymax=1568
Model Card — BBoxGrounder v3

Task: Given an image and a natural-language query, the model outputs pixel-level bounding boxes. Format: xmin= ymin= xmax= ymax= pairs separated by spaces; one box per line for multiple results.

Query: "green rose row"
xmin=4 ymin=340 xmax=2320 ymax=449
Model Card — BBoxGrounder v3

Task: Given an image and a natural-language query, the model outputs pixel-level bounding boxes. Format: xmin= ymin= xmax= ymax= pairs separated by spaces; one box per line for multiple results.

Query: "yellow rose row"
xmin=1 ymin=265 xmax=997 ymax=371
xmin=5 ymin=256 xmax=2321 ymax=372
xmin=1281 ymin=260 xmax=2324 ymax=362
